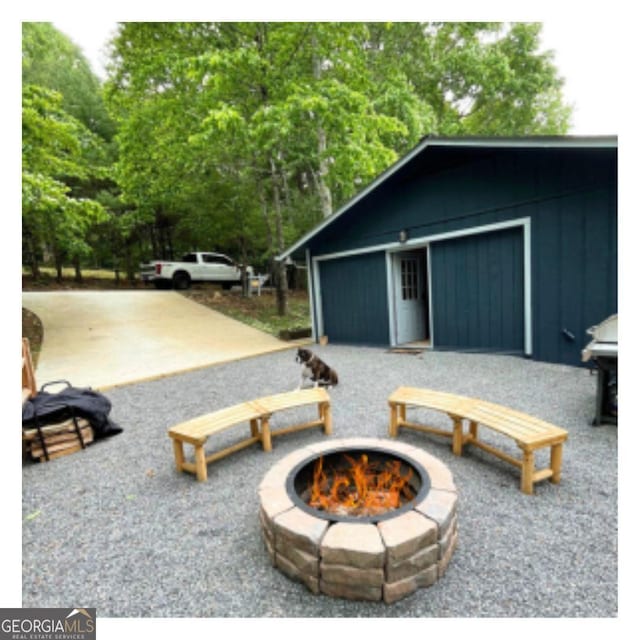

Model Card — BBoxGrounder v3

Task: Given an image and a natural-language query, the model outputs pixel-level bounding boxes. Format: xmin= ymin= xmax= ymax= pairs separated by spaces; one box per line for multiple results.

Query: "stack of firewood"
xmin=22 ymin=338 xmax=95 ymax=463
xmin=23 ymin=417 xmax=94 ymax=462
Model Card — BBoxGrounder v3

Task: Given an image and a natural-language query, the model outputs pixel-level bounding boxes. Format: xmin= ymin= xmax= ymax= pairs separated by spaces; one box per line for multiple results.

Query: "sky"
xmin=48 ymin=15 xmax=627 ymax=136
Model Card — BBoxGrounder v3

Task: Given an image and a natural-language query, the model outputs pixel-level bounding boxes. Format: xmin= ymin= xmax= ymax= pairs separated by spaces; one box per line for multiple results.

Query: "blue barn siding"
xmin=430 ymin=226 xmax=524 ymax=353
xmin=307 ymin=146 xmax=616 ymax=365
xmin=318 ymin=252 xmax=389 ymax=345
xmin=309 ymin=149 xmax=614 ymax=257
xmin=532 ymin=185 xmax=617 ymax=364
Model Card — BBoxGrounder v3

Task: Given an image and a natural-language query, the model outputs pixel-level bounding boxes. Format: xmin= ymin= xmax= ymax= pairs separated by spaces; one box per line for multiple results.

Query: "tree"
xmin=106 ymin=23 xmax=417 ymax=310
xmin=22 ymin=85 xmax=109 ymax=277
xmin=105 ymin=21 xmax=570 ymax=311
xmin=363 ymin=22 xmax=569 ymax=135
xmin=22 ymin=22 xmax=116 ymax=140
xmin=22 ymin=23 xmax=118 ymax=280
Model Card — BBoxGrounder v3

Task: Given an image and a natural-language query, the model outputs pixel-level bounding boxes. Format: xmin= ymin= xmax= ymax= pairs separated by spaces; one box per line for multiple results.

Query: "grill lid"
xmin=582 ymin=314 xmax=618 ymax=361
xmin=586 ymin=314 xmax=617 ymax=343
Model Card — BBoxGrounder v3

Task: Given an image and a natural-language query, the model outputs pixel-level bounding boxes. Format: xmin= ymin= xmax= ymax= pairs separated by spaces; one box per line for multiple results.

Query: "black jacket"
xmin=22 ymin=385 xmax=122 ymax=438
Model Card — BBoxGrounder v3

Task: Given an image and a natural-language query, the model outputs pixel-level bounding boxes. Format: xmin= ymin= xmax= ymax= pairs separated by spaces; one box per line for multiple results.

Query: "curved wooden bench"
xmin=168 ymin=388 xmax=332 ymax=481
xmin=388 ymin=386 xmax=568 ymax=495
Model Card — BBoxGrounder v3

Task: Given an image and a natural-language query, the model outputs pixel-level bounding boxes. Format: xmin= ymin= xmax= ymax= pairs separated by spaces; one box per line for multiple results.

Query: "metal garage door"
xmin=430 ymin=226 xmax=524 ymax=353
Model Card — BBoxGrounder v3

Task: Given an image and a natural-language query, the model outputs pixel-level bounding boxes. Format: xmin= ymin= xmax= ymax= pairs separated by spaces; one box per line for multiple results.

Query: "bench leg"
xmin=469 ymin=421 xmax=478 ymax=443
xmin=194 ymin=444 xmax=208 ymax=482
xmin=521 ymin=449 xmax=534 ymax=495
xmin=260 ymin=416 xmax=272 ymax=452
xmin=172 ymin=438 xmax=186 ymax=473
xmin=250 ymin=418 xmax=259 ymax=439
xmin=550 ymin=442 xmax=563 ymax=484
xmin=389 ymin=402 xmax=399 ymax=437
xmin=451 ymin=417 xmax=464 ymax=456
xmin=320 ymin=402 xmax=332 ymax=435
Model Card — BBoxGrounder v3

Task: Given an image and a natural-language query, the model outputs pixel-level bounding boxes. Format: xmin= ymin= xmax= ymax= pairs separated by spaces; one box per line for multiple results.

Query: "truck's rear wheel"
xmin=172 ymin=271 xmax=191 ymax=290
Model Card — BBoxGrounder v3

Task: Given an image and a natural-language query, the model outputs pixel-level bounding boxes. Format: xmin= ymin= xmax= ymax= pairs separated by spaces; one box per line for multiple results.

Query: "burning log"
xmin=308 ymin=453 xmax=414 ymax=518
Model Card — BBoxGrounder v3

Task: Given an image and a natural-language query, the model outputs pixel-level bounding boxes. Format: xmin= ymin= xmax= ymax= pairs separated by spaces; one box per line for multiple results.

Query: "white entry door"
xmin=394 ymin=250 xmax=427 ymax=344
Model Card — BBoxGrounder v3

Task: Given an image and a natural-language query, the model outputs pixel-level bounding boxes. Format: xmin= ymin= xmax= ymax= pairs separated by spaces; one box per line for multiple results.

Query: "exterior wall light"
xmin=399 ymin=229 xmax=409 ymax=243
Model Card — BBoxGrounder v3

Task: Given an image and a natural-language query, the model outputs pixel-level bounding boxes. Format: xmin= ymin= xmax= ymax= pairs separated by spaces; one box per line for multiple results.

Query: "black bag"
xmin=22 ymin=380 xmax=122 ymax=461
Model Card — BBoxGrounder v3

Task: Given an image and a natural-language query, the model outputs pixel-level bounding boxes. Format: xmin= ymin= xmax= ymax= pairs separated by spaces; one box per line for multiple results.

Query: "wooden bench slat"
xmin=389 ymin=387 xmax=470 ymax=411
xmin=168 ymin=402 xmax=263 ymax=442
xmin=464 ymin=404 xmax=566 ymax=444
xmin=465 ymin=408 xmax=552 ymax=438
xmin=467 ymin=399 xmax=565 ymax=431
xmin=254 ymin=388 xmax=330 ymax=413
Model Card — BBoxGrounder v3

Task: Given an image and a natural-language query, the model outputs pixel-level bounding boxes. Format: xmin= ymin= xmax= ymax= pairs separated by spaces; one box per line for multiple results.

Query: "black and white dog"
xmin=296 ymin=348 xmax=339 ymax=389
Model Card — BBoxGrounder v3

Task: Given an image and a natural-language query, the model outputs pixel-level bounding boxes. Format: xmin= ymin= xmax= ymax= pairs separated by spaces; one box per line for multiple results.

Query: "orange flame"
xmin=308 ymin=453 xmax=414 ymax=517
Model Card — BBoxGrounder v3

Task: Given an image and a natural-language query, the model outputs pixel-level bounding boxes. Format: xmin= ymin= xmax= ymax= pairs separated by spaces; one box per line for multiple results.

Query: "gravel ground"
xmin=21 ymin=345 xmax=618 ymax=619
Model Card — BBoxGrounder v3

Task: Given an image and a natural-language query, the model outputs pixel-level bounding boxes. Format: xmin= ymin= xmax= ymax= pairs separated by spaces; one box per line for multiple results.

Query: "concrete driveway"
xmin=22 ymin=290 xmax=303 ymax=390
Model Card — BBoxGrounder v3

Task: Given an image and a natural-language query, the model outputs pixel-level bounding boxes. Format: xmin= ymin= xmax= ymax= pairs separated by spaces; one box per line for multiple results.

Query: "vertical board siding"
xmin=306 ymin=147 xmax=616 ymax=365
xmin=431 ymin=227 xmax=524 ymax=353
xmin=532 ymin=185 xmax=617 ymax=364
xmin=318 ymin=252 xmax=389 ymax=345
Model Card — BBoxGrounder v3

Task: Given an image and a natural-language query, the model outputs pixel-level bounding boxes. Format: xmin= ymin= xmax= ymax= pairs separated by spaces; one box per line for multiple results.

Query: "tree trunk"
xmin=73 ymin=258 xmax=83 ymax=283
xmin=54 ymin=252 xmax=63 ymax=283
xmin=126 ymin=263 xmax=136 ymax=284
xmin=259 ymin=186 xmax=274 ymax=250
xmin=28 ymin=233 xmax=40 ymax=279
xmin=150 ymin=224 xmax=160 ymax=259
xmin=125 ymin=245 xmax=136 ymax=284
xmin=240 ymin=238 xmax=250 ymax=298
xmin=313 ymin=39 xmax=333 ymax=219
xmin=166 ymin=226 xmax=174 ymax=260
xmin=316 ymin=127 xmax=333 ymax=218
xmin=270 ymin=158 xmax=289 ymax=317
xmin=254 ymin=25 xmax=288 ymax=314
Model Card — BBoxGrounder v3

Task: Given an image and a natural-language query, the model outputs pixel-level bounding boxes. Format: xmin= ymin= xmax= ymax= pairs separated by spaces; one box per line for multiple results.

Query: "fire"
xmin=308 ymin=453 xmax=414 ymax=517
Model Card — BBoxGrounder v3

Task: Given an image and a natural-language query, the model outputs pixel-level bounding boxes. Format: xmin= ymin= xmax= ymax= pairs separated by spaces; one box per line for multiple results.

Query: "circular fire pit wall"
xmin=258 ymin=438 xmax=458 ymax=604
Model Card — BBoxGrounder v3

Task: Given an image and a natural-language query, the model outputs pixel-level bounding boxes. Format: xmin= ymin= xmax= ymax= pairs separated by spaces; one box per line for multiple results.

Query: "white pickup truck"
xmin=140 ymin=251 xmax=254 ymax=290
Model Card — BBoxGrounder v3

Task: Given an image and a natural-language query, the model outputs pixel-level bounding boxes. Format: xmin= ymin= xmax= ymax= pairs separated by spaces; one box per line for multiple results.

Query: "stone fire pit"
xmin=258 ymin=437 xmax=458 ymax=604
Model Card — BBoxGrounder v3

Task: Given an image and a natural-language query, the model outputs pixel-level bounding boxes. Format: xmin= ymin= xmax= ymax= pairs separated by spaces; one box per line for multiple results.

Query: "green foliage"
xmin=22 ymin=22 xmax=116 ymax=140
xmin=22 ymin=23 xmax=121 ymax=277
xmin=106 ymin=22 xmax=570 ymax=250
xmin=22 ymin=84 xmax=108 ymax=271
xmin=24 ymin=21 xmax=571 ymax=283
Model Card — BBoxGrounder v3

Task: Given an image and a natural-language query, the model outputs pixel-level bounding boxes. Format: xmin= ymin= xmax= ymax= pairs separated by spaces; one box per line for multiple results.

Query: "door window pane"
xmin=401 ymin=259 xmax=418 ymax=300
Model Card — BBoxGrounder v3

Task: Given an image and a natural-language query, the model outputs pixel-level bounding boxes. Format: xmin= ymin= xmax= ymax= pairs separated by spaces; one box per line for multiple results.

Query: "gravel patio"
xmin=21 ymin=345 xmax=618 ymax=618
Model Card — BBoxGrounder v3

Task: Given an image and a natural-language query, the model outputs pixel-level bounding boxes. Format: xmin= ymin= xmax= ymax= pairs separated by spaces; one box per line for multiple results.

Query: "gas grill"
xmin=582 ymin=314 xmax=618 ymax=426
